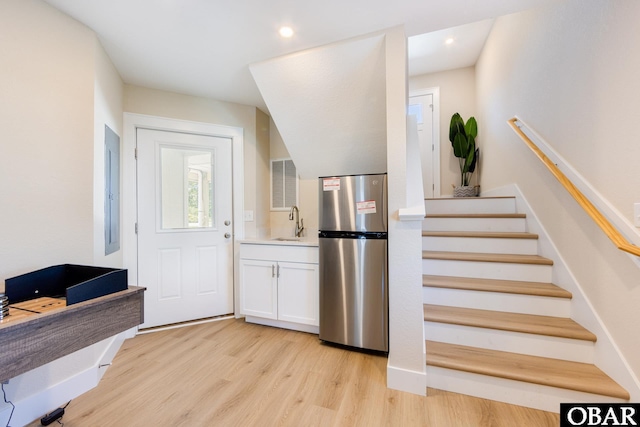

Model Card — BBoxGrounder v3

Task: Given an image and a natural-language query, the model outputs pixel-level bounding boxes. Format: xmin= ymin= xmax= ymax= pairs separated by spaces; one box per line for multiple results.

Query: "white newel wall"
xmin=385 ymin=26 xmax=427 ymax=395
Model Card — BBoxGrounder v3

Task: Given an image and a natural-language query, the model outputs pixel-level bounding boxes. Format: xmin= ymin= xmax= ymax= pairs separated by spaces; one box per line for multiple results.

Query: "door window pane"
xmin=408 ymin=103 xmax=424 ymax=125
xmin=160 ymin=146 xmax=215 ymax=229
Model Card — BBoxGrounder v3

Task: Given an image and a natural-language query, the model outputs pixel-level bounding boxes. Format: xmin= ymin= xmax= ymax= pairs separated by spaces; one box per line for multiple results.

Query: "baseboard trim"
xmin=137 ymin=314 xmax=235 ymax=335
xmin=243 ymin=316 xmax=319 ymax=334
xmin=387 ymin=363 xmax=427 ymax=396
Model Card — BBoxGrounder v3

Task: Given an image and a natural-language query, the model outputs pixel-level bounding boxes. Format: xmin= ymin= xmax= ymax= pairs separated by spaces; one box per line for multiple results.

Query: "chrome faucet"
xmin=289 ymin=205 xmax=304 ymax=237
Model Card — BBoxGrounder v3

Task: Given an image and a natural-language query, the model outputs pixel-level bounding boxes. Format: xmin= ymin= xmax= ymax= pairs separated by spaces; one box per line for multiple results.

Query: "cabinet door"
xmin=277 ymin=262 xmax=319 ymax=326
xmin=239 ymin=259 xmax=277 ymax=319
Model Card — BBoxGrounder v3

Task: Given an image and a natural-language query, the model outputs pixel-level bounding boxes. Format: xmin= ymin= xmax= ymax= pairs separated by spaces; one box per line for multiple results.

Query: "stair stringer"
xmin=482 ymin=184 xmax=640 ymax=403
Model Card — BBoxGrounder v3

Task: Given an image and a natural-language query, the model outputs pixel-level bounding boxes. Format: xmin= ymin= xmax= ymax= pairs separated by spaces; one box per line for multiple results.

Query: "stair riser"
xmin=425 ymin=198 xmax=516 ymax=215
xmin=424 ymin=322 xmax=594 ymax=363
xmin=423 ymin=259 xmax=553 ymax=283
xmin=423 ymin=287 xmax=570 ymax=317
xmin=423 ymin=217 xmax=526 ymax=232
xmin=422 ymin=236 xmax=538 ymax=255
xmin=426 ymin=367 xmax=628 ymax=413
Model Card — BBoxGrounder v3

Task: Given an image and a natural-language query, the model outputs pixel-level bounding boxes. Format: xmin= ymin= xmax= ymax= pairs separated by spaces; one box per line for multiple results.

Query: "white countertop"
xmin=239 ymin=237 xmax=319 ymax=247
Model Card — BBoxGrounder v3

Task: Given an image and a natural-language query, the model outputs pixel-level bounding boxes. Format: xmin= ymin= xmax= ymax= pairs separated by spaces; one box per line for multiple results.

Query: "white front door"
xmin=409 ymin=93 xmax=436 ymax=198
xmin=136 ymin=128 xmax=233 ymax=328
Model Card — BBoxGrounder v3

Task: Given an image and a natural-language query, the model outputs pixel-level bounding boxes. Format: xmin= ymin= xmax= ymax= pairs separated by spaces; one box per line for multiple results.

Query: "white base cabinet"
xmin=239 ymin=243 xmax=319 ymax=333
xmin=239 ymin=259 xmax=278 ymax=320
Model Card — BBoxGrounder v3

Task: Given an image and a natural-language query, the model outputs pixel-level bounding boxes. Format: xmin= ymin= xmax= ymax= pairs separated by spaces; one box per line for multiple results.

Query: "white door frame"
xmin=409 ymin=87 xmax=440 ymax=198
xmin=122 ymin=113 xmax=244 ymax=307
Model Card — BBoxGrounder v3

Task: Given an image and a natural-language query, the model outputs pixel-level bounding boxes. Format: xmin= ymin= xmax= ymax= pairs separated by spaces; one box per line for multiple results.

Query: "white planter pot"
xmin=453 ymin=185 xmax=479 ymax=198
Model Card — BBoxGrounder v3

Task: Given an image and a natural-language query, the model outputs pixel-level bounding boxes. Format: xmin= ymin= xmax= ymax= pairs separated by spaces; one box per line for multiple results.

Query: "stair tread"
xmin=424 ymin=304 xmax=596 ymax=341
xmin=425 ymin=196 xmax=515 ymax=201
xmin=422 ymin=231 xmax=538 ymax=239
xmin=423 ymin=251 xmax=554 ymax=265
xmin=423 ymin=275 xmax=572 ymax=298
xmin=425 ymin=213 xmax=526 ymax=218
xmin=426 ymin=341 xmax=629 ymax=400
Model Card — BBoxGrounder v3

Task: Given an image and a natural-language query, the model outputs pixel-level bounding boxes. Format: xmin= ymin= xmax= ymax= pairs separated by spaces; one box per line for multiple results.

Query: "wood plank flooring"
xmin=27 ymin=319 xmax=560 ymax=427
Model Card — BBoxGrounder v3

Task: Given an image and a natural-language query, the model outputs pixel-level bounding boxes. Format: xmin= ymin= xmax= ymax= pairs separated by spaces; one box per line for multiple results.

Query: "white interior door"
xmin=137 ymin=128 xmax=233 ymax=328
xmin=409 ymin=93 xmax=436 ymax=198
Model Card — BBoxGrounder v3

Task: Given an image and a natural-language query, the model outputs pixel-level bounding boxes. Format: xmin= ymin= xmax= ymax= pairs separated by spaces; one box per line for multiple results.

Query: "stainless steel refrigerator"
xmin=318 ymin=173 xmax=388 ymax=352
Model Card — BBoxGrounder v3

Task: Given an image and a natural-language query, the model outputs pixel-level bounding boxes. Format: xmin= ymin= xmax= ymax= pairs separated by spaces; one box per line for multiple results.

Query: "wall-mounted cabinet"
xmin=239 ymin=242 xmax=318 ymax=333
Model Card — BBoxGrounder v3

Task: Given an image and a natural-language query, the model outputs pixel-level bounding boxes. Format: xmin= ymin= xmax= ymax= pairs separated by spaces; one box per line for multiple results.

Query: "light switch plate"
xmin=635 ymin=203 xmax=640 ymax=227
xmin=244 ymin=210 xmax=254 ymax=222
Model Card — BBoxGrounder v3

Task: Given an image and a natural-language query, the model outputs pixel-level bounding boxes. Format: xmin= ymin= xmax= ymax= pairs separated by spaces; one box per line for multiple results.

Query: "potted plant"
xmin=449 ymin=112 xmax=479 ymax=197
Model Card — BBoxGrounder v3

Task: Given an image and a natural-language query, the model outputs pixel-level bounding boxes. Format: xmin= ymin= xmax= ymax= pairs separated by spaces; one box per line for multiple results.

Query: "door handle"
xmin=224 ymin=220 xmax=231 ymax=226
xmin=224 ymin=232 xmax=231 ymax=239
xmin=272 ymin=264 xmax=275 ymax=278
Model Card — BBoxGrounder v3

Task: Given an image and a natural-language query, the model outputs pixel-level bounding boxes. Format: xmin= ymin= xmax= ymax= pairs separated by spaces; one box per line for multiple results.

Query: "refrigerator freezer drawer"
xmin=319 ymin=237 xmax=388 ymax=352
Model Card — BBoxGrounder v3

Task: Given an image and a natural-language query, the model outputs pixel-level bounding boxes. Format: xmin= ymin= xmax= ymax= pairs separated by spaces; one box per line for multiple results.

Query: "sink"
xmin=271 ymin=237 xmax=301 ymax=241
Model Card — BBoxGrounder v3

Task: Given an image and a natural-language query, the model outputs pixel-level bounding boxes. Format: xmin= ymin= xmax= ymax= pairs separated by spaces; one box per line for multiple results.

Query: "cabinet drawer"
xmin=240 ymin=243 xmax=319 ymax=264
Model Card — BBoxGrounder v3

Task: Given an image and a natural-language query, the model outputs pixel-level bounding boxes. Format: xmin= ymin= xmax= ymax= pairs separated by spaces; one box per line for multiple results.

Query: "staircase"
xmin=422 ymin=196 xmax=629 ymax=412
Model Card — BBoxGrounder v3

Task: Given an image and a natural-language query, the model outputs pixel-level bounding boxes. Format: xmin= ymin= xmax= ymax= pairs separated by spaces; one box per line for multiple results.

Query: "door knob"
xmin=224 ymin=220 xmax=231 ymax=226
xmin=224 ymin=232 xmax=231 ymax=239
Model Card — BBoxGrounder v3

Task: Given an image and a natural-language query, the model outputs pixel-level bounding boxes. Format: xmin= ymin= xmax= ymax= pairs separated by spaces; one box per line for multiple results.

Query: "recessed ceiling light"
xmin=445 ymin=37 xmax=455 ymax=45
xmin=279 ymin=26 xmax=294 ymax=38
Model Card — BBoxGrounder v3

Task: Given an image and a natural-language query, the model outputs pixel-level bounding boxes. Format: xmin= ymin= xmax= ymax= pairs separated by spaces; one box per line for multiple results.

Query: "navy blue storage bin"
xmin=5 ymin=264 xmax=128 ymax=306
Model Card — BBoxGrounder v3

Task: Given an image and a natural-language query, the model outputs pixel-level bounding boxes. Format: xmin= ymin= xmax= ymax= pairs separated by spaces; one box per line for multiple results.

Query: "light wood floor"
xmin=29 ymin=319 xmax=560 ymax=426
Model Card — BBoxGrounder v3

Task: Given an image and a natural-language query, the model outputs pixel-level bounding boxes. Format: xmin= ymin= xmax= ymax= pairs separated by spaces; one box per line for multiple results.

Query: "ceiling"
xmin=408 ymin=19 xmax=496 ymax=77
xmin=43 ymin=0 xmax=558 ymax=112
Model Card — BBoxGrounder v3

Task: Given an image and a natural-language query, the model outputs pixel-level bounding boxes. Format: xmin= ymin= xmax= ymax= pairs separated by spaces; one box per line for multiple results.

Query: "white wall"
xmin=255 ymin=110 xmax=271 ymax=238
xmin=410 ymin=67 xmax=477 ymax=196
xmin=0 ymin=1 xmax=128 ymax=424
xmin=268 ymin=124 xmax=319 ymax=239
xmin=476 ymin=0 xmax=640 ymax=378
xmin=93 ymin=39 xmax=125 ymax=267
xmin=0 ymin=0 xmax=95 ymax=283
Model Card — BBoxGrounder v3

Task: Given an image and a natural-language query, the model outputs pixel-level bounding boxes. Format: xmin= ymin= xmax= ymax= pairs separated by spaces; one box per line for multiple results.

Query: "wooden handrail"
xmin=507 ymin=117 xmax=640 ymax=257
